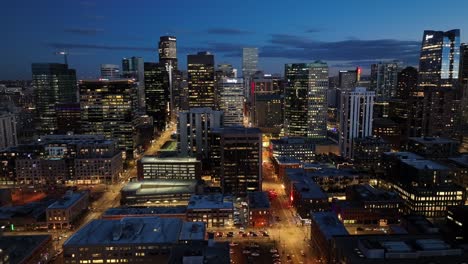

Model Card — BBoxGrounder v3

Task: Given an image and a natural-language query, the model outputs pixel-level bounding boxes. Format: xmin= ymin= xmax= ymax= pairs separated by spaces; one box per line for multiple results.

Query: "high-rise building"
xmin=218 ymin=78 xmax=244 ymax=126
xmin=0 ymin=112 xmax=17 ymax=150
xmin=418 ymin=29 xmax=460 ymax=137
xmin=250 ymin=72 xmax=284 ymax=133
xmin=216 ymin=64 xmax=237 ymax=79
xmin=338 ymin=69 xmax=358 ymax=90
xmin=122 ymin=57 xmax=145 ymax=109
xmin=144 ymin=62 xmax=169 ymax=131
xmin=79 ymin=80 xmax=138 ymax=159
xmin=339 ymin=87 xmax=375 ymax=159
xmin=187 ymin=52 xmax=216 ymax=109
xmin=210 ymin=127 xmax=262 ymax=196
xmin=370 ymin=61 xmax=399 ymax=99
xmin=32 ymin=63 xmax=77 ymax=134
xmin=284 ymin=62 xmax=328 ymax=138
xmin=158 ymin=36 xmax=178 ymax=70
xmin=100 ymin=64 xmax=120 ymax=80
xmin=55 ymin=103 xmax=81 ymax=134
xmin=459 ymin=44 xmax=468 ymax=151
xmin=178 ymin=108 xmax=223 ymax=159
xmin=242 ymin=48 xmax=258 ymax=78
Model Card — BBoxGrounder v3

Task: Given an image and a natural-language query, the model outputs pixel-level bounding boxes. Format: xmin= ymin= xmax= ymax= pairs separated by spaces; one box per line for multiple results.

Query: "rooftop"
xmin=122 ymin=180 xmax=197 ymax=195
xmin=273 ymin=155 xmax=301 ymax=165
xmin=333 ymin=234 xmax=466 ymax=263
xmin=271 ymin=137 xmax=316 ymax=145
xmin=140 ymin=155 xmax=198 ymax=164
xmin=48 ymin=191 xmax=87 ymax=210
xmin=187 ymin=194 xmax=233 ymax=210
xmin=400 ymin=159 xmax=449 ymax=171
xmin=286 ymin=170 xmax=328 ymax=199
xmin=447 ymin=154 xmax=468 ymax=168
xmin=351 ymin=184 xmax=400 ymax=202
xmin=383 ymin=151 xmax=424 ymax=160
xmin=311 ymin=212 xmax=349 ymax=240
xmin=104 ymin=206 xmax=187 ymax=216
xmin=179 ymin=222 xmax=206 ymax=241
xmin=247 ymin=191 xmax=271 ymax=209
xmin=64 ymin=217 xmax=183 ymax=246
xmin=408 ymin=137 xmax=459 ymax=144
xmin=0 ymin=235 xmax=51 ymax=264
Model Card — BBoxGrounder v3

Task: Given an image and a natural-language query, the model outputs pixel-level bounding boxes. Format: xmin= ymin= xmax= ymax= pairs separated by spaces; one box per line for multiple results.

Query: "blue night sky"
xmin=2 ymin=0 xmax=468 ymax=79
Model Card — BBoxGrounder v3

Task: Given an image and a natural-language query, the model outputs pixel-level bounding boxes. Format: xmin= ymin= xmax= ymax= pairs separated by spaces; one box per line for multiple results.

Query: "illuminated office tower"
xmin=284 ymin=62 xmax=328 ymax=138
xmin=370 ymin=61 xmax=399 ymax=99
xmin=459 ymin=43 xmax=468 ymax=151
xmin=218 ymin=78 xmax=244 ymax=126
xmin=144 ymin=62 xmax=169 ymax=131
xmin=339 ymin=87 xmax=375 ymax=159
xmin=242 ymin=48 xmax=258 ymax=78
xmin=100 ymin=64 xmax=120 ymax=80
xmin=79 ymin=80 xmax=138 ymax=159
xmin=32 ymin=63 xmax=77 ymax=134
xmin=122 ymin=57 xmax=145 ymax=109
xmin=158 ymin=36 xmax=178 ymax=71
xmin=187 ymin=52 xmax=215 ymax=109
xmin=419 ymin=29 xmax=460 ymax=137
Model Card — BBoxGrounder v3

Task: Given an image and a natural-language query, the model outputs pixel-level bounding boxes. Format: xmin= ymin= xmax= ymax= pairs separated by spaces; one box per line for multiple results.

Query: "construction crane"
xmin=55 ymin=51 xmax=68 ymax=65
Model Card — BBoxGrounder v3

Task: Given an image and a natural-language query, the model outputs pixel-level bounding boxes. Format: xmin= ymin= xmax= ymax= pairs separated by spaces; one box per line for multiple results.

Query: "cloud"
xmin=206 ymin=28 xmax=252 ymax=35
xmin=260 ymin=34 xmax=420 ymax=64
xmin=304 ymin=28 xmax=321 ymax=33
xmin=64 ymin=28 xmax=104 ymax=36
xmin=47 ymin=42 xmax=154 ymax=52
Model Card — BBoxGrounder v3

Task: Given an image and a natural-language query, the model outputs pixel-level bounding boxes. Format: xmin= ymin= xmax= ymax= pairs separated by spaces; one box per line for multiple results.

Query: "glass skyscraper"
xmin=284 ymin=62 xmax=328 ymax=139
xmin=187 ymin=52 xmax=215 ymax=109
xmin=242 ymin=48 xmax=258 ymax=78
xmin=158 ymin=36 xmax=178 ymax=70
xmin=418 ymin=29 xmax=460 ymax=137
xmin=144 ymin=62 xmax=169 ymax=131
xmin=32 ymin=63 xmax=77 ymax=135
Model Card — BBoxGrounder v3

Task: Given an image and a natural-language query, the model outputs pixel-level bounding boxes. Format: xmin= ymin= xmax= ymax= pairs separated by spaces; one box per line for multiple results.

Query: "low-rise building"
xmin=186 ymin=194 xmax=234 ymax=227
xmin=120 ymin=180 xmax=197 ymax=205
xmin=310 ymin=211 xmax=349 ymax=264
xmin=247 ymin=191 xmax=271 ymax=227
xmin=272 ymin=156 xmax=301 ymax=179
xmin=284 ymin=168 xmax=329 ymax=218
xmin=102 ymin=206 xmax=187 ymax=220
xmin=137 ymin=155 xmax=201 ymax=181
xmin=0 ymin=235 xmax=52 ymax=264
xmin=270 ymin=137 xmax=316 ymax=163
xmin=446 ymin=205 xmax=468 ymax=243
xmin=352 ymin=136 xmax=391 ymax=170
xmin=46 ymin=191 xmax=89 ymax=229
xmin=332 ymin=234 xmax=467 ymax=264
xmin=333 ymin=184 xmax=403 ymax=225
xmin=407 ymin=137 xmax=459 ymax=160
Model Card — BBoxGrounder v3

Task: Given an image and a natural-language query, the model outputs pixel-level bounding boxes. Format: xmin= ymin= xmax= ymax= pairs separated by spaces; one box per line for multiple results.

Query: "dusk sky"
xmin=2 ymin=0 xmax=468 ymax=79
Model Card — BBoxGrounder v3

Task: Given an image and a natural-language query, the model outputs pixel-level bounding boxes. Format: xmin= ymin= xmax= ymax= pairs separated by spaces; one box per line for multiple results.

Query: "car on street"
xmin=272 ymin=254 xmax=280 ymax=258
xmin=251 ymin=252 xmax=260 ymax=257
xmin=270 ymin=248 xmax=278 ymax=253
xmin=242 ymin=250 xmax=250 ymax=254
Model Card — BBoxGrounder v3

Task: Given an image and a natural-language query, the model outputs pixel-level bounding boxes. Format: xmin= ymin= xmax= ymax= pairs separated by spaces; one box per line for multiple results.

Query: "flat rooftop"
xmin=273 ymin=155 xmax=301 ymax=165
xmin=409 ymin=137 xmax=459 ymax=144
xmin=400 ymin=159 xmax=449 ymax=171
xmin=187 ymin=194 xmax=233 ymax=210
xmin=122 ymin=180 xmax=197 ymax=195
xmin=333 ymin=234 xmax=466 ymax=263
xmin=64 ymin=217 xmax=183 ymax=246
xmin=179 ymin=222 xmax=206 ymax=241
xmin=48 ymin=192 xmax=87 ymax=210
xmin=448 ymin=154 xmax=468 ymax=168
xmin=104 ymin=206 xmax=187 ymax=216
xmin=311 ymin=212 xmax=349 ymax=240
xmin=383 ymin=151 xmax=424 ymax=160
xmin=247 ymin=191 xmax=271 ymax=209
xmin=351 ymin=184 xmax=400 ymax=202
xmin=0 ymin=235 xmax=51 ymax=264
xmin=140 ymin=155 xmax=198 ymax=164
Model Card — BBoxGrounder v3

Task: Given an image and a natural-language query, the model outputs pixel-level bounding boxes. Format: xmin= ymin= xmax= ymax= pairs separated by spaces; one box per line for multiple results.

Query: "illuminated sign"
xmin=168 ymin=37 xmax=176 ymax=41
xmin=425 ymin=35 xmax=434 ymax=41
xmin=226 ymin=79 xmax=238 ymax=83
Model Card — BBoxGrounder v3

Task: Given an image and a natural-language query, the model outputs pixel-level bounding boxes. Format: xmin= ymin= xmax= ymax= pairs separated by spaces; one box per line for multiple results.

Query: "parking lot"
xmin=229 ymin=241 xmax=283 ymax=264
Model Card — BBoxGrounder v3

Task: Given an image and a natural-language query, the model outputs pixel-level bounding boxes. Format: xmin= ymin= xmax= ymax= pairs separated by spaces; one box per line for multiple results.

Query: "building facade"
xmin=284 ymin=62 xmax=328 ymax=138
xmin=46 ymin=191 xmax=89 ymax=229
xmin=370 ymin=61 xmax=399 ymax=99
xmin=100 ymin=64 xmax=120 ymax=80
xmin=217 ymin=78 xmax=244 ymax=126
xmin=137 ymin=156 xmax=201 ymax=181
xmin=188 ymin=52 xmax=216 ymax=109
xmin=144 ymin=62 xmax=169 ymax=131
xmin=0 ymin=112 xmax=17 ymax=150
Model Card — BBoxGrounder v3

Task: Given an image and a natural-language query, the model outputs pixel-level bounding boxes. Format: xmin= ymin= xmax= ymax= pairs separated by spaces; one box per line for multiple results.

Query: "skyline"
xmin=2 ymin=0 xmax=468 ymax=79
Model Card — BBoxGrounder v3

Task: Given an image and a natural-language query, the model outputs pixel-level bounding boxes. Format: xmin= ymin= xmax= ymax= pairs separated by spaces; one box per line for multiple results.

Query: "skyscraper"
xmin=284 ymin=62 xmax=328 ymax=138
xmin=0 ymin=112 xmax=17 ymax=150
xmin=459 ymin=43 xmax=468 ymax=151
xmin=370 ymin=61 xmax=399 ymax=99
xmin=32 ymin=63 xmax=77 ymax=134
xmin=122 ymin=57 xmax=145 ymax=109
xmin=187 ymin=52 xmax=216 ymax=109
xmin=242 ymin=48 xmax=258 ymax=78
xmin=158 ymin=36 xmax=178 ymax=70
xmin=338 ymin=69 xmax=358 ymax=90
xmin=100 ymin=64 xmax=120 ymax=80
xmin=218 ymin=78 xmax=244 ymax=126
xmin=178 ymin=108 xmax=223 ymax=159
xmin=79 ymin=80 xmax=138 ymax=159
xmin=339 ymin=87 xmax=375 ymax=159
xmin=144 ymin=62 xmax=169 ymax=132
xmin=418 ymin=29 xmax=460 ymax=137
